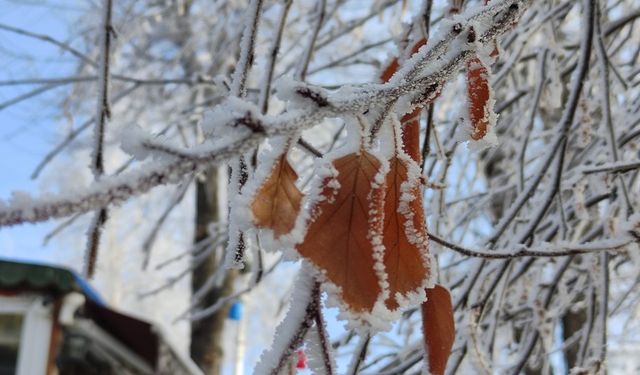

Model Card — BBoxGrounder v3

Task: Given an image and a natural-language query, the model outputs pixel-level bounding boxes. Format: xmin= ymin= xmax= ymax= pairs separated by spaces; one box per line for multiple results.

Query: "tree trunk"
xmin=169 ymin=2 xmax=239 ymax=372
xmin=191 ymin=169 xmax=237 ymax=374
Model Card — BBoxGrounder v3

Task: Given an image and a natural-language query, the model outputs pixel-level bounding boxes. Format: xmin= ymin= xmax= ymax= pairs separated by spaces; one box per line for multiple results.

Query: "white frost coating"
xmin=225 ymin=157 xmax=244 ymax=269
xmin=329 ymin=0 xmax=521 ymax=117
xmin=375 ymin=116 xmax=397 ymax=160
xmin=292 ymin=160 xmax=338 ymax=238
xmin=471 ymin=44 xmax=499 ymax=150
xmin=304 ymin=315 xmax=336 ymax=375
xmin=120 ymin=125 xmax=152 ymax=161
xmin=229 ymin=0 xmax=262 ymax=97
xmin=273 ymin=76 xmax=302 ymax=104
xmin=292 ymin=115 xmax=433 ymax=321
xmin=201 ymin=96 xmax=258 ymax=137
xmin=207 ymin=99 xmax=269 ymax=270
xmin=6 ymin=1 xmax=607 ymax=369
xmin=0 ymin=155 xmax=208 ymax=227
xmin=383 ymin=6 xmax=504 ymax=127
xmin=224 ymin=153 xmax=253 ymax=269
xmin=466 ymin=124 xmax=499 ymax=151
xmin=381 ymin=15 xmax=461 ymax=89
xmin=391 ymin=117 xmax=434 ymax=307
xmin=620 ymin=213 xmax=640 ymax=235
xmin=274 ymin=77 xmax=331 ymax=110
xmin=369 ymin=155 xmax=390 ymax=307
xmin=458 ymin=1 xmax=495 ymax=41
xmin=253 ymin=263 xmax=316 ymax=374
xmin=332 ymin=117 xmax=366 ymax=158
xmin=224 ymin=233 xmax=248 ymax=270
xmin=322 ymin=281 xmax=398 ymax=334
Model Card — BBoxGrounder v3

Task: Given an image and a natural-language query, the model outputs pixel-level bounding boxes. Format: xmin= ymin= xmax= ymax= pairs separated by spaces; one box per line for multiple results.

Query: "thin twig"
xmin=85 ymin=0 xmax=114 ymax=278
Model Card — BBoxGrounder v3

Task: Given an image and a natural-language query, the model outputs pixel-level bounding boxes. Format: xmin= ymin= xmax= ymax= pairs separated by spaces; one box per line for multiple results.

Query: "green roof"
xmin=0 ymin=259 xmax=77 ymax=294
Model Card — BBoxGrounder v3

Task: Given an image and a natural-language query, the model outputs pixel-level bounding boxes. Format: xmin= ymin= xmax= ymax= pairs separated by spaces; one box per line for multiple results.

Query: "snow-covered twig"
xmin=254 ymin=267 xmax=320 ymax=375
xmin=430 ymin=232 xmax=635 ymax=259
xmin=581 ymin=160 xmax=640 ymax=174
xmin=294 ymin=0 xmax=327 ymax=81
xmin=346 ymin=334 xmax=371 ymax=375
xmin=306 ymin=291 xmax=335 ymax=375
xmin=258 ymin=0 xmax=293 ymax=114
xmin=230 ymin=0 xmax=264 ymax=97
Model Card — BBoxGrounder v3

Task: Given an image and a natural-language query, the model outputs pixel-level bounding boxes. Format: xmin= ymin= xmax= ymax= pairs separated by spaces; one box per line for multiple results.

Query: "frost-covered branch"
xmin=0 ymin=0 xmax=530 ymax=228
xmin=430 ymin=231 xmax=636 ymax=259
xmin=230 ymin=0 xmax=264 ymax=97
xmin=254 ymin=267 xmax=320 ymax=375
xmin=85 ymin=0 xmax=114 ymax=278
xmin=0 ymin=159 xmax=198 ymax=226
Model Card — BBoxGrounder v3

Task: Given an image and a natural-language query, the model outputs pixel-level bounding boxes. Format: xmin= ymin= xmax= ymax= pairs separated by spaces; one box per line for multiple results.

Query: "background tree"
xmin=1 ymin=0 xmax=639 ymax=374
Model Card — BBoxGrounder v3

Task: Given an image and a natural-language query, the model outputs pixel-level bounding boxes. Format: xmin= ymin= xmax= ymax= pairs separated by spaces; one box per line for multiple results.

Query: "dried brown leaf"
xmin=251 ymin=154 xmax=303 ymax=238
xmin=297 ymin=150 xmax=385 ymax=313
xmin=421 ymin=285 xmax=455 ymax=375
xmin=466 ymin=57 xmax=492 ymax=140
xmin=382 ymin=155 xmax=430 ymax=310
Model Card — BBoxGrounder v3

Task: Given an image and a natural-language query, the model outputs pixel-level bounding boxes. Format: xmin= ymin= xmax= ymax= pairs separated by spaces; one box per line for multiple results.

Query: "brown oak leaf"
xmin=466 ymin=56 xmax=492 ymax=141
xmin=382 ymin=154 xmax=430 ymax=310
xmin=296 ymin=150 xmax=386 ymax=313
xmin=378 ymin=36 xmax=432 ymax=311
xmin=250 ymin=153 xmax=303 ymax=238
xmin=421 ymin=284 xmax=455 ymax=375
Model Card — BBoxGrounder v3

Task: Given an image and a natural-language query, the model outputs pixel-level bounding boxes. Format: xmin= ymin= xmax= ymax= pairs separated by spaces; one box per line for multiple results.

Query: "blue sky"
xmin=0 ymin=1 xmax=90 ymax=265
